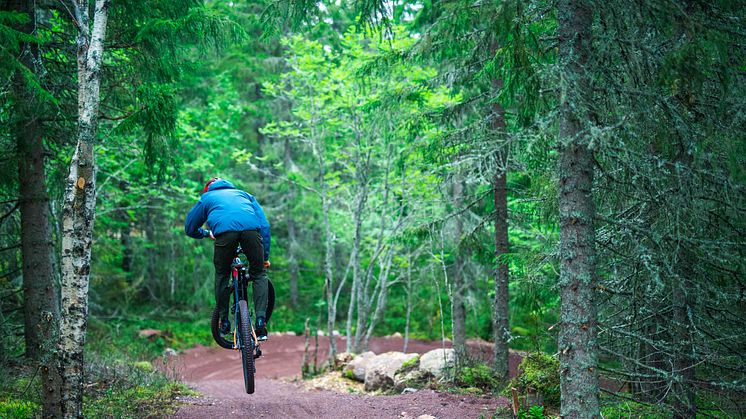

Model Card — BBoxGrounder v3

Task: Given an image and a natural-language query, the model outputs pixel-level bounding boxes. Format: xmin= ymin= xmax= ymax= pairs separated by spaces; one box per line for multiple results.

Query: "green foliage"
xmin=456 ymin=362 xmax=501 ymax=392
xmin=506 ymin=353 xmax=560 ymax=407
xmin=0 ymin=398 xmax=38 ymax=419
xmin=600 ymin=400 xmax=672 ymax=419
xmin=516 ymin=405 xmax=546 ymax=419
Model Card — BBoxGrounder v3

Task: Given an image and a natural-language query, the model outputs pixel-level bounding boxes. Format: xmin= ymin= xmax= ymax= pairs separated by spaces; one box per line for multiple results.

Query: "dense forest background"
xmin=0 ymin=0 xmax=744 ymax=417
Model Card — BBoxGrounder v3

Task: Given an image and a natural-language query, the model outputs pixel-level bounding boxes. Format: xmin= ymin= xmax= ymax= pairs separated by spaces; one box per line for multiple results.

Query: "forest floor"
xmin=163 ymin=335 xmax=517 ymax=418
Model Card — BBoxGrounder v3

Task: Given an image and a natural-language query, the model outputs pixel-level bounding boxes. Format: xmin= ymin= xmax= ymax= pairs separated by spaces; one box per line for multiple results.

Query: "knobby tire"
xmin=238 ymin=299 xmax=255 ymax=394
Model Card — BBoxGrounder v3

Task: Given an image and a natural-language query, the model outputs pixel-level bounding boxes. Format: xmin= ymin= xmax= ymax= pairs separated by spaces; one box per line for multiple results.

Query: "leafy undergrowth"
xmin=0 ymin=356 xmax=196 ymax=419
xmin=600 ymin=398 xmax=672 ymax=418
xmin=0 ymin=312 xmax=209 ymax=418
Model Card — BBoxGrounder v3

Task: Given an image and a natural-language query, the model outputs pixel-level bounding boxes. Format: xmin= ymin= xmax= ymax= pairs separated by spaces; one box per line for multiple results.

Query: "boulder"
xmin=344 ymin=351 xmax=376 ymax=382
xmin=334 ymin=352 xmax=355 ymax=369
xmin=394 ymin=367 xmax=431 ymax=391
xmin=419 ymin=348 xmax=455 ymax=378
xmin=364 ymin=352 xmax=419 ymax=391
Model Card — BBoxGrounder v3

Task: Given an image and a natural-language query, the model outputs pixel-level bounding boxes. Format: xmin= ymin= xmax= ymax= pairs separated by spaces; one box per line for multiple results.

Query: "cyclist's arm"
xmin=184 ymin=201 xmax=210 ymax=239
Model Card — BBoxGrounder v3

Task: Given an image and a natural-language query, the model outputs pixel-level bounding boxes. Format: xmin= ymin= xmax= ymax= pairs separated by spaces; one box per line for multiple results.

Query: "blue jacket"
xmin=184 ymin=179 xmax=271 ymax=261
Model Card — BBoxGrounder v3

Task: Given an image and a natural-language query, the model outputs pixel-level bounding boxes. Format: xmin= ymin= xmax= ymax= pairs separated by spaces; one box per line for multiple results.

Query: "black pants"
xmin=214 ymin=230 xmax=268 ymax=321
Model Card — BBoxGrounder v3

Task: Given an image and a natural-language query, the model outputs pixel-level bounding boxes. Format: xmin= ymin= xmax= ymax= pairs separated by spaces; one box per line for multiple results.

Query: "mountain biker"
xmin=184 ymin=177 xmax=270 ymax=341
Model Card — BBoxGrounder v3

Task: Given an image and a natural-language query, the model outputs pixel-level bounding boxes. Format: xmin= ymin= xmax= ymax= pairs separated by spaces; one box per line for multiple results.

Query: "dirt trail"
xmin=166 ymin=335 xmax=517 ymax=419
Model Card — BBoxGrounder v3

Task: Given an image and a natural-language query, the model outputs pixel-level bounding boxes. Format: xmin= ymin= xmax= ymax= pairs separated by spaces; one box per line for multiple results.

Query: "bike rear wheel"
xmin=238 ymin=299 xmax=255 ymax=394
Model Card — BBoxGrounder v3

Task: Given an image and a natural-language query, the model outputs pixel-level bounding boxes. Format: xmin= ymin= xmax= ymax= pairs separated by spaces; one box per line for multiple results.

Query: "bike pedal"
xmin=254 ymin=347 xmax=262 ymax=359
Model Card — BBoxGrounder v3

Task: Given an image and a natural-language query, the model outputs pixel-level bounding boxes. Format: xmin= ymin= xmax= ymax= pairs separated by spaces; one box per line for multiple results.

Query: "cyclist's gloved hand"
xmin=263 ymin=260 xmax=270 ymax=269
xmin=199 ymin=228 xmax=215 ymax=240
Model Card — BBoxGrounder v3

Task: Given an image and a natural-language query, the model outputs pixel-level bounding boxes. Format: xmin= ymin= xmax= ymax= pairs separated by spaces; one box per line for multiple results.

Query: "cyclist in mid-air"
xmin=184 ymin=177 xmax=271 ymax=341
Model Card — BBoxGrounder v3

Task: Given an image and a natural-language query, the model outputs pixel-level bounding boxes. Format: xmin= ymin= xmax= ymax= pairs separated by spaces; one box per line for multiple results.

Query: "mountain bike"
xmin=210 ymin=246 xmax=275 ymax=394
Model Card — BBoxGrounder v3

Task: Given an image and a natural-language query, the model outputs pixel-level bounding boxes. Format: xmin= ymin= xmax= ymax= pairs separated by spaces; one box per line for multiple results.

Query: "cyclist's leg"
xmin=239 ymin=230 xmax=268 ymax=319
xmin=214 ymin=231 xmax=239 ymax=320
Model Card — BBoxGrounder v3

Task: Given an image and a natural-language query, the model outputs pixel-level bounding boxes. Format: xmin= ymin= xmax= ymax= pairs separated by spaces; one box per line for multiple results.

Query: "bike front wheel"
xmin=238 ymin=299 xmax=255 ymax=394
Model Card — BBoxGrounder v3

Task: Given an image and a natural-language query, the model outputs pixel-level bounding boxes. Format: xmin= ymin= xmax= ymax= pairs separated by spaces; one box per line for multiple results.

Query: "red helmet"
xmin=203 ymin=177 xmax=220 ymax=193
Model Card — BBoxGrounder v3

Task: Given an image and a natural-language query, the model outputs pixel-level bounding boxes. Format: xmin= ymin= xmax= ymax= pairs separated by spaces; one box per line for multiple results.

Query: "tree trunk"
xmin=491 ymin=78 xmax=510 ymax=383
xmin=6 ymin=0 xmax=62 ymax=415
xmin=57 ymin=1 xmax=109 ymax=417
xmin=321 ymin=161 xmax=336 ymax=366
xmin=451 ymin=178 xmax=467 ymax=367
xmin=119 ymin=181 xmax=132 ymax=273
xmin=557 ymin=1 xmax=599 ymax=417
xmin=7 ymin=0 xmax=60 ymax=363
xmin=284 ymin=137 xmax=299 ymax=307
xmin=671 ymin=280 xmax=696 ymax=419
xmin=363 ymin=245 xmax=395 ymax=350
xmin=403 ymin=252 xmax=413 ymax=353
xmin=346 ymin=180 xmax=366 ymax=353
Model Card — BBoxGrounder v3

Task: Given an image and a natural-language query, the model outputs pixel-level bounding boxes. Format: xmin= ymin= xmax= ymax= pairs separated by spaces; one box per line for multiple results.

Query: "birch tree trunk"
xmin=557 ymin=0 xmax=599 ymax=417
xmin=57 ymin=0 xmax=109 ymax=416
xmin=346 ymin=187 xmax=365 ymax=352
xmin=491 ymin=78 xmax=510 ymax=383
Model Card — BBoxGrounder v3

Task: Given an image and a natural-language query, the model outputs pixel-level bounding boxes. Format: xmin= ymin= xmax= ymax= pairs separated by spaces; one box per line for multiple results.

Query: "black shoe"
xmin=256 ymin=316 xmax=268 ymax=341
xmin=219 ymin=317 xmax=231 ymax=335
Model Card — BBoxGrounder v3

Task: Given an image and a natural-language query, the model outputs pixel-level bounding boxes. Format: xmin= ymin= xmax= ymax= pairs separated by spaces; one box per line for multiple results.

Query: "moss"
xmin=343 ymin=369 xmax=354 ymax=380
xmin=132 ymin=361 xmax=154 ymax=372
xmin=400 ymin=355 xmax=419 ymax=370
xmin=505 ymin=352 xmax=560 ymax=407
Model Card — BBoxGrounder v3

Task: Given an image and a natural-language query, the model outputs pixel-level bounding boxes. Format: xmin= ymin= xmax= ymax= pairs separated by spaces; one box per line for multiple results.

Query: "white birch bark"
xmin=57 ymin=0 xmax=109 ymax=417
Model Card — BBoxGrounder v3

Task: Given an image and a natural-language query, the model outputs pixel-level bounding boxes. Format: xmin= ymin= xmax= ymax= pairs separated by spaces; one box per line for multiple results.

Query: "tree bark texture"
xmin=8 ymin=0 xmax=60 ymax=360
xmin=6 ymin=0 xmax=62 ymax=415
xmin=58 ymin=0 xmax=109 ymax=417
xmin=491 ymin=79 xmax=510 ymax=383
xmin=558 ymin=0 xmax=599 ymax=417
xmin=451 ymin=178 xmax=467 ymax=366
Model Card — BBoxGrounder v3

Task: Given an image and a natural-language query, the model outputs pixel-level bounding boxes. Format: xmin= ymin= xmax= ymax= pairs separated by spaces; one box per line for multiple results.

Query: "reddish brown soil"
xmin=165 ymin=335 xmax=517 ymax=419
